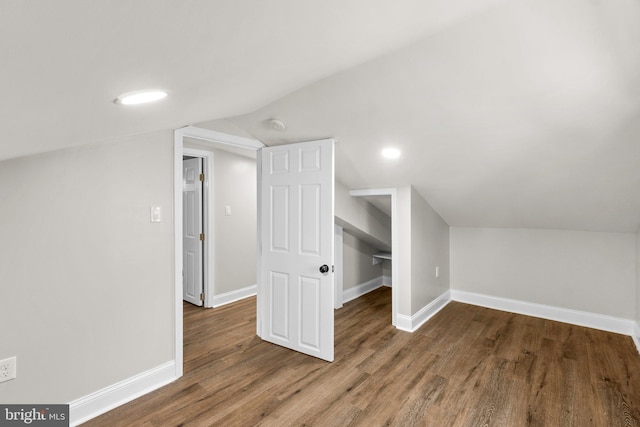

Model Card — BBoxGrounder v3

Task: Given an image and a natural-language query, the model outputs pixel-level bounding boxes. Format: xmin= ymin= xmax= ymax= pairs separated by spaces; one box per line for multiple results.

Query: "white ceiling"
xmin=3 ymin=0 xmax=640 ymax=232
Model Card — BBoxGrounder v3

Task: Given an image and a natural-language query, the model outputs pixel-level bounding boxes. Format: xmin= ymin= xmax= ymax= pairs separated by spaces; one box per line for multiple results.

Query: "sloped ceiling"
xmin=0 ymin=0 xmax=501 ymax=160
xmin=3 ymin=0 xmax=640 ymax=232
xmin=216 ymin=0 xmax=640 ymax=232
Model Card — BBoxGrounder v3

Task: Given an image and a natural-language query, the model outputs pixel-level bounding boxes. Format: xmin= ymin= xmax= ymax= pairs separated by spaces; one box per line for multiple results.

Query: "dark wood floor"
xmin=85 ymin=287 xmax=640 ymax=426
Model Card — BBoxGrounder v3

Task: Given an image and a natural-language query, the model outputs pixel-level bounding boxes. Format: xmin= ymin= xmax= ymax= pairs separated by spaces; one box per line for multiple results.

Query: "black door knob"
xmin=319 ymin=264 xmax=329 ymax=274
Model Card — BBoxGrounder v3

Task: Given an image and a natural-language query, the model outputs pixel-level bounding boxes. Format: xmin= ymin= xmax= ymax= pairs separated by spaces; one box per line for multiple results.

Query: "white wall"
xmin=395 ymin=186 xmax=450 ymax=316
xmin=185 ymin=140 xmax=257 ymax=295
xmin=410 ymin=187 xmax=450 ymax=313
xmin=334 ymin=180 xmax=391 ymax=249
xmin=342 ymin=231 xmax=383 ymax=290
xmin=0 ymin=131 xmax=174 ymax=403
xmin=396 ymin=186 xmax=412 ymax=315
xmin=213 ymin=149 xmax=257 ymax=293
xmin=451 ymin=227 xmax=636 ymax=319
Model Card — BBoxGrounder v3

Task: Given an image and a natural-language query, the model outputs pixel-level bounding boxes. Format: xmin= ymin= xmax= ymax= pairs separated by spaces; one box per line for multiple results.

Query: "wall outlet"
xmin=0 ymin=357 xmax=16 ymax=383
xmin=435 ymin=266 xmax=440 ymax=278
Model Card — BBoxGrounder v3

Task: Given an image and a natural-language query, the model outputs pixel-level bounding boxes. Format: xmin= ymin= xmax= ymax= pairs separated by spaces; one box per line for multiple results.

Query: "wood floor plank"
xmin=84 ymin=288 xmax=640 ymax=426
xmin=586 ymin=329 xmax=640 ymax=426
xmin=392 ymin=372 xmax=448 ymax=426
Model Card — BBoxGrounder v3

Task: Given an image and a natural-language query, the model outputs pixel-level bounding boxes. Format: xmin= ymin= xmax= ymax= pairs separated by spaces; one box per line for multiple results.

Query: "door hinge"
xmin=200 ymin=233 xmax=205 ymax=241
xmin=200 ymin=293 xmax=205 ymax=302
xmin=199 ymin=173 xmax=205 ymax=182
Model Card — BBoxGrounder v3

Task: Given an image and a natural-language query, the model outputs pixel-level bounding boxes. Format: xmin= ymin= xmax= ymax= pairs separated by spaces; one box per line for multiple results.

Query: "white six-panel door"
xmin=259 ymin=139 xmax=335 ymax=361
xmin=183 ymin=157 xmax=203 ymax=306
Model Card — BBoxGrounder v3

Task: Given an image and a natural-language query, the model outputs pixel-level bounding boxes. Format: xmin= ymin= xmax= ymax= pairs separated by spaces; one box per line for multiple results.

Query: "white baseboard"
xmin=212 ymin=284 xmax=257 ymax=307
xmin=396 ymin=290 xmax=451 ymax=332
xmin=69 ymin=361 xmax=176 ymax=426
xmin=342 ymin=276 xmax=385 ymax=304
xmin=450 ymin=289 xmax=636 ymax=336
xmin=634 ymin=323 xmax=640 ymax=355
xmin=382 ymin=275 xmax=392 ymax=287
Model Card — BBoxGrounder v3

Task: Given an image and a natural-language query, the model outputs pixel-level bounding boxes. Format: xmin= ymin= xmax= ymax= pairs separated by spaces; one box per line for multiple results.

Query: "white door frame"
xmin=334 ymin=224 xmax=344 ymax=309
xmin=183 ymin=149 xmax=213 ymax=308
xmin=174 ymin=125 xmax=264 ymax=378
xmin=349 ymin=188 xmax=399 ymax=327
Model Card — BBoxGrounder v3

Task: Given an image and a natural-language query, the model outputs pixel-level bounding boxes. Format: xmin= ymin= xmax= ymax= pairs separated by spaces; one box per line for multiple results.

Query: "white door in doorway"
xmin=258 ymin=139 xmax=335 ymax=362
xmin=183 ymin=157 xmax=203 ymax=306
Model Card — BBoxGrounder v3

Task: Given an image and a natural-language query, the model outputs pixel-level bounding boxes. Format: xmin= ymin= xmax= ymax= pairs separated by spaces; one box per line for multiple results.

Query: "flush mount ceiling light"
xmin=266 ymin=118 xmax=287 ymax=131
xmin=381 ymin=147 xmax=401 ymax=159
xmin=115 ymin=89 xmax=168 ymax=105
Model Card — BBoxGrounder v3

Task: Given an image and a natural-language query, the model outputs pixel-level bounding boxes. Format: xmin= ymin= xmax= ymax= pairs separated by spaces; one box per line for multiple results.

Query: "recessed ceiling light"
xmin=381 ymin=147 xmax=401 ymax=159
xmin=115 ymin=90 xmax=168 ymax=105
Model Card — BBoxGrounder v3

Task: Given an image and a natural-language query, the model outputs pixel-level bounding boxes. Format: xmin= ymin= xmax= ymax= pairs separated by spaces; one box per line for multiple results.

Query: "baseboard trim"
xmin=342 ymin=277 xmax=385 ymax=304
xmin=633 ymin=323 xmax=640 ymax=355
xmin=212 ymin=284 xmax=257 ymax=308
xmin=450 ymin=289 xmax=636 ymax=336
xmin=69 ymin=361 xmax=176 ymax=426
xmin=396 ymin=290 xmax=451 ymax=333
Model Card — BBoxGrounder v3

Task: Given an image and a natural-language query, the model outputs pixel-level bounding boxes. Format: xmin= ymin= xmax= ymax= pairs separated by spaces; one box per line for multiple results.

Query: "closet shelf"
xmin=372 ymin=252 xmax=392 ymax=265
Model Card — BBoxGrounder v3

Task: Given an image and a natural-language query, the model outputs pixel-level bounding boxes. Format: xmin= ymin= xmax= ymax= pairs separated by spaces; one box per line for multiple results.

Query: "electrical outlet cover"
xmin=0 ymin=357 xmax=16 ymax=383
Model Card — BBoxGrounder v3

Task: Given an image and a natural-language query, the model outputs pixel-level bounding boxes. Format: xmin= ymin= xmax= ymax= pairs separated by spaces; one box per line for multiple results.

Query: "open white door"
xmin=258 ymin=139 xmax=335 ymax=362
xmin=183 ymin=157 xmax=203 ymax=306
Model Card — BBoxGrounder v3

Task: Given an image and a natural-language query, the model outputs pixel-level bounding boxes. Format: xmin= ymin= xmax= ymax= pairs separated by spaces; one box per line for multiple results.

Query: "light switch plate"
xmin=151 ymin=205 xmax=162 ymax=222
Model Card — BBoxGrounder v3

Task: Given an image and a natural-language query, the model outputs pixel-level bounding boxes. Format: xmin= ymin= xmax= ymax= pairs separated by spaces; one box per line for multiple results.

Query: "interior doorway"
xmin=348 ymin=189 xmax=399 ymax=327
xmin=174 ymin=126 xmax=264 ymax=377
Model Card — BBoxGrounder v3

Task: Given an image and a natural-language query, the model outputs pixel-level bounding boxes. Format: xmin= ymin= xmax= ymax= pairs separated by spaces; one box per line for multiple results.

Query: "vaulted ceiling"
xmin=3 ymin=0 xmax=640 ymax=232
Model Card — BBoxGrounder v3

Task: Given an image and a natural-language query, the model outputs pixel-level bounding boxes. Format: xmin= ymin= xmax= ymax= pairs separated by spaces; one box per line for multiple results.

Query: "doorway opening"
xmin=174 ymin=126 xmax=264 ymax=377
xmin=348 ymin=189 xmax=399 ymax=327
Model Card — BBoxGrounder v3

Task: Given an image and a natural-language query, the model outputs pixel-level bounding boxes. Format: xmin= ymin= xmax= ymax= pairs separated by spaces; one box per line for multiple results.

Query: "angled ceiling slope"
xmin=216 ymin=0 xmax=640 ymax=233
xmin=3 ymin=0 xmax=639 ymax=233
xmin=0 ymin=0 xmax=503 ymax=161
